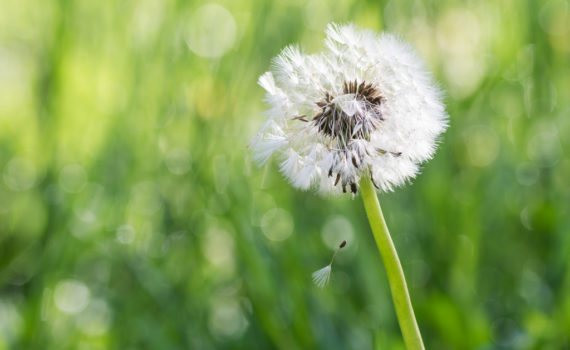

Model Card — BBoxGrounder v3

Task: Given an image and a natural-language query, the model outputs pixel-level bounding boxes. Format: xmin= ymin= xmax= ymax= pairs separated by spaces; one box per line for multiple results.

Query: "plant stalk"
xmin=359 ymin=176 xmax=425 ymax=350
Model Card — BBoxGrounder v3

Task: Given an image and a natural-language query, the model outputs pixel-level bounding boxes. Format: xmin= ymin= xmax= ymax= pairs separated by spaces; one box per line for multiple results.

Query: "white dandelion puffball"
xmin=251 ymin=23 xmax=448 ymax=194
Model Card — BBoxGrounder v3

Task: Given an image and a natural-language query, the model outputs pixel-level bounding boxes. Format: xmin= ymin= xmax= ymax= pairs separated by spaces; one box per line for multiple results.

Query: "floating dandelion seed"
xmin=250 ymin=23 xmax=448 ymax=195
xmin=312 ymin=240 xmax=347 ymax=288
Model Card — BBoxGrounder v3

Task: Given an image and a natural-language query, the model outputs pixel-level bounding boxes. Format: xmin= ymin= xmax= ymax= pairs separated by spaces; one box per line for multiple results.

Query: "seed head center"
xmin=313 ymin=80 xmax=384 ymax=148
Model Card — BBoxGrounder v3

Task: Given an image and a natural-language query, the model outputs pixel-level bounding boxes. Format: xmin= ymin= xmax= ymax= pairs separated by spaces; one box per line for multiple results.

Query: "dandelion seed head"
xmin=251 ymin=23 xmax=448 ymax=195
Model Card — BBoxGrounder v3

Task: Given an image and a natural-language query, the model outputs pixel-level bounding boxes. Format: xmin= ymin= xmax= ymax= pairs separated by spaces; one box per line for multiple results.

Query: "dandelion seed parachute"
xmin=312 ymin=240 xmax=347 ymax=288
xmin=312 ymin=265 xmax=332 ymax=288
xmin=251 ymin=23 xmax=448 ymax=195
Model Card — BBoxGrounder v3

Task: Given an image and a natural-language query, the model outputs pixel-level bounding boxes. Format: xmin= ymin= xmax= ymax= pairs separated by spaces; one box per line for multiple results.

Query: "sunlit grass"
xmin=0 ymin=0 xmax=569 ymax=349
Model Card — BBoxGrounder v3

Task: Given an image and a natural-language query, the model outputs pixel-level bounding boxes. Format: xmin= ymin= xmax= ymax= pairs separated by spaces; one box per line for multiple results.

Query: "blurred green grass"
xmin=0 ymin=0 xmax=569 ymax=349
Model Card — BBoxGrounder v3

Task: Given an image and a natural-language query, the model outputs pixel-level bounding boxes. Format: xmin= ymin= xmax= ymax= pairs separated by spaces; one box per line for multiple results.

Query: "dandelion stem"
xmin=359 ymin=176 xmax=425 ymax=350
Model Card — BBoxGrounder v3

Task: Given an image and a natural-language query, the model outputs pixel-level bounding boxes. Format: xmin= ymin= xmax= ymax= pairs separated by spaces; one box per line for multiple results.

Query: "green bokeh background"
xmin=1 ymin=0 xmax=569 ymax=349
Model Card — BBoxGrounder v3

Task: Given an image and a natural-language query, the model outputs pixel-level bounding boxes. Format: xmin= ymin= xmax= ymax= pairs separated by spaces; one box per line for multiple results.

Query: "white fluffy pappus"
xmin=250 ymin=23 xmax=448 ymax=195
xmin=312 ymin=265 xmax=332 ymax=288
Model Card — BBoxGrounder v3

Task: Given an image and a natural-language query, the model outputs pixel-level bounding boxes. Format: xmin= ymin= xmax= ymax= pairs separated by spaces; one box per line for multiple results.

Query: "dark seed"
xmin=339 ymin=240 xmax=347 ymax=248
xmin=351 ymin=156 xmax=359 ymax=168
xmin=350 ymin=183 xmax=357 ymax=194
xmin=370 ymin=175 xmax=379 ymax=189
xmin=334 ymin=173 xmax=341 ymax=186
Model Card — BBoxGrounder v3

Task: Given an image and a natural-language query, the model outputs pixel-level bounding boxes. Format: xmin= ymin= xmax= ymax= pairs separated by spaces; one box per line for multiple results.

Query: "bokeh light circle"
xmin=186 ymin=4 xmax=237 ymax=58
xmin=54 ymin=279 xmax=90 ymax=314
xmin=3 ymin=158 xmax=36 ymax=191
xmin=321 ymin=215 xmax=354 ymax=250
xmin=208 ymin=299 xmax=248 ymax=339
xmin=261 ymin=208 xmax=294 ymax=242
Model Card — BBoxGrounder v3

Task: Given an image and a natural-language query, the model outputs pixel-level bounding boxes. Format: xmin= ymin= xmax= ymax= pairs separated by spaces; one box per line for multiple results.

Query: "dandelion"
xmin=251 ymin=23 xmax=448 ymax=350
xmin=250 ymin=23 xmax=447 ymax=195
xmin=312 ymin=240 xmax=347 ymax=288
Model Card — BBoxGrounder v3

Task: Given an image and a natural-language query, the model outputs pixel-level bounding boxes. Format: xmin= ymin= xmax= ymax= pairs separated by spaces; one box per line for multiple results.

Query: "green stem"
xmin=359 ymin=176 xmax=425 ymax=350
